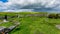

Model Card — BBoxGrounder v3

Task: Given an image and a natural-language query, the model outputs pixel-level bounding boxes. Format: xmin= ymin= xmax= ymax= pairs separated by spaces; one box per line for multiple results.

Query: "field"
xmin=0 ymin=12 xmax=60 ymax=34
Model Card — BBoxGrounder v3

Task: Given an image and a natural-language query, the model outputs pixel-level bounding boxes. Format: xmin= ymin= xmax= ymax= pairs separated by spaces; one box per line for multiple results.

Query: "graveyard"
xmin=0 ymin=12 xmax=60 ymax=34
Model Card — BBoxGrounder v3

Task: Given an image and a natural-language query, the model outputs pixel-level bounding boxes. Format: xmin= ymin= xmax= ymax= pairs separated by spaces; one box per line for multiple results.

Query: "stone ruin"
xmin=0 ymin=14 xmax=20 ymax=34
xmin=0 ymin=22 xmax=20 ymax=34
xmin=0 ymin=14 xmax=20 ymax=22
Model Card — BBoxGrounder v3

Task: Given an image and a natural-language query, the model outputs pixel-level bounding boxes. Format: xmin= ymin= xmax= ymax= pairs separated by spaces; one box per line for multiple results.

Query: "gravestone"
xmin=4 ymin=15 xmax=7 ymax=20
xmin=3 ymin=15 xmax=8 ymax=22
xmin=56 ymin=25 xmax=60 ymax=29
xmin=0 ymin=26 xmax=6 ymax=34
xmin=0 ymin=22 xmax=20 ymax=34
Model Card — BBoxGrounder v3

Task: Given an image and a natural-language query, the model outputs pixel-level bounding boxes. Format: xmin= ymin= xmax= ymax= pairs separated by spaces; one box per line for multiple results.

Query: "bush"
xmin=48 ymin=14 xmax=58 ymax=19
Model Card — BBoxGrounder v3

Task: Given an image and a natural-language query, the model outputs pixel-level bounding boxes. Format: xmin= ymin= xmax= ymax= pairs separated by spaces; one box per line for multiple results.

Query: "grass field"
xmin=0 ymin=12 xmax=60 ymax=34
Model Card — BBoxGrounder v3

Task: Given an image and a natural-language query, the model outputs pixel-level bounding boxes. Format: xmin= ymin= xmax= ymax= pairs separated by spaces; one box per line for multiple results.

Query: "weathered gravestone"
xmin=3 ymin=15 xmax=8 ymax=22
xmin=0 ymin=22 xmax=20 ymax=34
xmin=56 ymin=25 xmax=60 ymax=29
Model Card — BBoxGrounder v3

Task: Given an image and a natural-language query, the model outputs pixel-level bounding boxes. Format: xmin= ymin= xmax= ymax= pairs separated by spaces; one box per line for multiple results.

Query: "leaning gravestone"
xmin=0 ymin=26 xmax=6 ymax=31
xmin=0 ymin=26 xmax=6 ymax=34
xmin=55 ymin=25 xmax=60 ymax=29
xmin=0 ymin=22 xmax=20 ymax=34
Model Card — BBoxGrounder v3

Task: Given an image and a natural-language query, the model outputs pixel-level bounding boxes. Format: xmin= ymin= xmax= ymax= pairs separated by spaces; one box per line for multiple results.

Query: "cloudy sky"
xmin=0 ymin=0 xmax=60 ymax=12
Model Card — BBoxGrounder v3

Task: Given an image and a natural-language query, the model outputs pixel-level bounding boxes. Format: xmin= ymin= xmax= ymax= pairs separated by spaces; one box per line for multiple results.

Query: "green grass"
xmin=0 ymin=22 xmax=14 ymax=27
xmin=9 ymin=17 xmax=60 ymax=34
xmin=0 ymin=12 xmax=60 ymax=34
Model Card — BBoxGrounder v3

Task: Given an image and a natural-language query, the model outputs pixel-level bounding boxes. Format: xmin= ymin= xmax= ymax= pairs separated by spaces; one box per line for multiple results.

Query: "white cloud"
xmin=4 ymin=9 xmax=33 ymax=12
xmin=0 ymin=0 xmax=60 ymax=12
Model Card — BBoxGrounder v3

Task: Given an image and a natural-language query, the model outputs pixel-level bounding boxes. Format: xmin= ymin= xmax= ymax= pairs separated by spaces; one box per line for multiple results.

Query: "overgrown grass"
xmin=0 ymin=22 xmax=14 ymax=27
xmin=0 ymin=12 xmax=60 ymax=34
xmin=10 ymin=17 xmax=60 ymax=34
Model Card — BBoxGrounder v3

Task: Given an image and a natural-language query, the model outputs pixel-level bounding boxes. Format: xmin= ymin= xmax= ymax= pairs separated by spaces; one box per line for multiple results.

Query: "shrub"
xmin=48 ymin=14 xmax=58 ymax=19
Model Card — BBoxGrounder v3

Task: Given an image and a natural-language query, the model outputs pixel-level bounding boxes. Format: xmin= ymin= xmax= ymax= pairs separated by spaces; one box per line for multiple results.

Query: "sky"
xmin=0 ymin=0 xmax=60 ymax=12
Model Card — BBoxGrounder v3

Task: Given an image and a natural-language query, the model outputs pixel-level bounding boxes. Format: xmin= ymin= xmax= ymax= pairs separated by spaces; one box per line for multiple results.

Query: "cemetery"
xmin=0 ymin=12 xmax=60 ymax=34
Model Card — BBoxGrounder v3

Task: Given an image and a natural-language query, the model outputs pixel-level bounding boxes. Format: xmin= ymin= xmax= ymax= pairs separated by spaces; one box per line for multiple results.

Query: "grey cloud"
xmin=0 ymin=0 xmax=60 ymax=12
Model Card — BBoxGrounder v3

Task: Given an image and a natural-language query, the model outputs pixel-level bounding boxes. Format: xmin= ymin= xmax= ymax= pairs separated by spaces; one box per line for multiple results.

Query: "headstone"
xmin=56 ymin=25 xmax=60 ymax=29
xmin=3 ymin=15 xmax=8 ymax=22
xmin=4 ymin=15 xmax=7 ymax=20
xmin=8 ymin=26 xmax=16 ymax=30
xmin=0 ymin=26 xmax=6 ymax=32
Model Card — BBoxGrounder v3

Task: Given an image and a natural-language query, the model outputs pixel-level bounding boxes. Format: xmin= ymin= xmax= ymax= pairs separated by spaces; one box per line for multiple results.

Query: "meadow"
xmin=0 ymin=12 xmax=60 ymax=34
